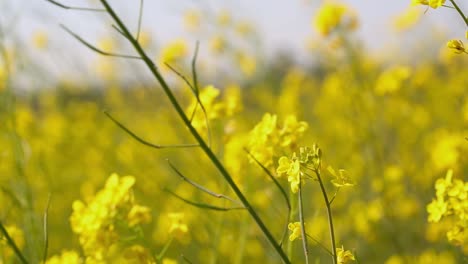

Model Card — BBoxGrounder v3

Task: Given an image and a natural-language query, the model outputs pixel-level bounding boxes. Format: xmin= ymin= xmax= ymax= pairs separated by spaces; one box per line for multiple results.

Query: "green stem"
xmin=314 ymin=170 xmax=337 ymax=264
xmin=98 ymin=1 xmax=290 ymax=263
xmin=449 ymin=0 xmax=468 ymax=27
xmin=156 ymin=236 xmax=174 ymax=262
xmin=298 ymin=182 xmax=309 ymax=264
xmin=0 ymin=221 xmax=28 ymax=264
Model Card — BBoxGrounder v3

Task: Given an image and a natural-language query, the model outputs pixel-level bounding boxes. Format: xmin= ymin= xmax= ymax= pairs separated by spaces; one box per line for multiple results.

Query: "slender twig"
xmin=306 ymin=234 xmax=333 ymax=256
xmin=180 ymin=254 xmax=194 ymax=264
xmin=42 ymin=194 xmax=52 ymax=263
xmin=44 ymin=0 xmax=106 ymax=12
xmin=0 ymin=221 xmax=28 ymax=264
xmin=190 ymin=42 xmax=212 ymax=147
xmin=314 ymin=169 xmax=337 ymax=264
xmin=244 ymin=148 xmax=291 ymax=245
xmin=136 ymin=0 xmax=144 ymax=41
xmin=61 ymin=25 xmax=142 ymax=60
xmin=112 ymin=25 xmax=133 ymax=42
xmin=164 ymin=188 xmax=245 ymax=211
xmin=98 ymin=1 xmax=290 ymax=262
xmin=156 ymin=236 xmax=174 ymax=261
xmin=449 ymin=0 xmax=468 ymax=27
xmin=298 ymin=182 xmax=309 ymax=264
xmin=329 ymin=188 xmax=340 ymax=205
xmin=104 ymin=111 xmax=199 ymax=149
xmin=167 ymin=160 xmax=242 ymax=205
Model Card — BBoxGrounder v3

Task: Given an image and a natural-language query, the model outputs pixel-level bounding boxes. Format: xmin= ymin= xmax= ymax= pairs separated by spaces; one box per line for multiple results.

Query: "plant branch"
xmin=449 ymin=0 xmax=468 ymax=27
xmin=314 ymin=169 xmax=337 ymax=264
xmin=98 ymin=1 xmax=290 ymax=262
xmin=0 ymin=220 xmax=28 ymax=264
xmin=104 ymin=111 xmax=199 ymax=149
xmin=298 ymin=182 xmax=309 ymax=264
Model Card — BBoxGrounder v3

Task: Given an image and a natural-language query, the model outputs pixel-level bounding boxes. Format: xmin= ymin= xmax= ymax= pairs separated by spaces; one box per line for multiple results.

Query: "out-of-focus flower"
xmin=159 ymin=39 xmax=188 ymax=67
xmin=237 ymin=53 xmax=256 ymax=76
xmin=217 ymin=10 xmax=232 ymax=26
xmin=393 ymin=7 xmax=422 ymax=31
xmin=32 ymin=30 xmax=48 ymax=49
xmin=45 ymin=250 xmax=82 ymax=264
xmin=375 ymin=65 xmax=412 ymax=95
xmin=184 ymin=10 xmax=200 ymax=31
xmin=168 ymin=212 xmax=189 ymax=235
xmin=209 ymin=35 xmax=227 ymax=54
xmin=314 ymin=2 xmax=358 ymax=36
xmin=446 ymin=39 xmax=466 ymax=54
xmin=288 ymin=222 xmax=303 ymax=241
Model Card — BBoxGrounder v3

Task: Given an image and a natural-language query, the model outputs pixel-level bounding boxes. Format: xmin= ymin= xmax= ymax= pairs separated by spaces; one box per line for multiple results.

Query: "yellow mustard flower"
xmin=276 ymin=154 xmax=301 ymax=193
xmin=412 ymin=0 xmax=445 ymax=8
xmin=288 ymin=222 xmax=302 ymax=241
xmin=446 ymin=39 xmax=466 ymax=54
xmin=336 ymin=245 xmax=356 ymax=263
xmin=375 ymin=65 xmax=412 ymax=95
xmin=327 ymin=166 xmax=355 ymax=187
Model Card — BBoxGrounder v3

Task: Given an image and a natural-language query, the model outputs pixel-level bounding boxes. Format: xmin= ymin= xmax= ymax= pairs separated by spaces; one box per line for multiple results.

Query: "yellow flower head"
xmin=288 ymin=222 xmax=303 ymax=241
xmin=446 ymin=39 xmax=466 ymax=54
xmin=412 ymin=0 xmax=446 ymax=9
xmin=336 ymin=245 xmax=356 ymax=263
xmin=184 ymin=10 xmax=200 ymax=31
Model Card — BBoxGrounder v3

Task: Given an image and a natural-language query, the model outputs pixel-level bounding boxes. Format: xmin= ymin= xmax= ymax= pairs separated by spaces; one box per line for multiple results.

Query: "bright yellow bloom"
xmin=288 ymin=222 xmax=302 ymax=241
xmin=412 ymin=0 xmax=445 ymax=8
xmin=336 ymin=245 xmax=356 ymax=263
xmin=446 ymin=39 xmax=466 ymax=54
xmin=276 ymin=154 xmax=301 ymax=193
xmin=427 ymin=197 xmax=447 ymax=222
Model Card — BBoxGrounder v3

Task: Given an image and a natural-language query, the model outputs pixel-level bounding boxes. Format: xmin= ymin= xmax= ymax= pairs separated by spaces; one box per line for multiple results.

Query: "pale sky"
xmin=2 ymin=0 xmax=467 ymax=84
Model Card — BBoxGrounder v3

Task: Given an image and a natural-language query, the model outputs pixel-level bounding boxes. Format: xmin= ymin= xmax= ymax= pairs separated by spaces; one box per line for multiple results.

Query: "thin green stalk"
xmin=298 ymin=182 xmax=309 ymax=264
xmin=98 ymin=1 xmax=290 ymax=263
xmin=314 ymin=170 xmax=337 ymax=264
xmin=156 ymin=236 xmax=174 ymax=263
xmin=0 ymin=221 xmax=28 ymax=264
xmin=449 ymin=0 xmax=468 ymax=27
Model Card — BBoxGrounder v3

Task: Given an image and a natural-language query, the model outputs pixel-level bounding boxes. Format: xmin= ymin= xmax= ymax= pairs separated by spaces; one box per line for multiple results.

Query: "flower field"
xmin=0 ymin=1 xmax=467 ymax=263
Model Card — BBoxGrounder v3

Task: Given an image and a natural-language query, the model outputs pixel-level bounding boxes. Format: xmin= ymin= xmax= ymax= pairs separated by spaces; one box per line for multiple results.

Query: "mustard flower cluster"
xmin=247 ymin=113 xmax=308 ymax=168
xmin=69 ymin=173 xmax=152 ymax=263
xmin=427 ymin=169 xmax=467 ymax=249
xmin=412 ymin=0 xmax=446 ymax=9
xmin=276 ymin=145 xmax=322 ymax=193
